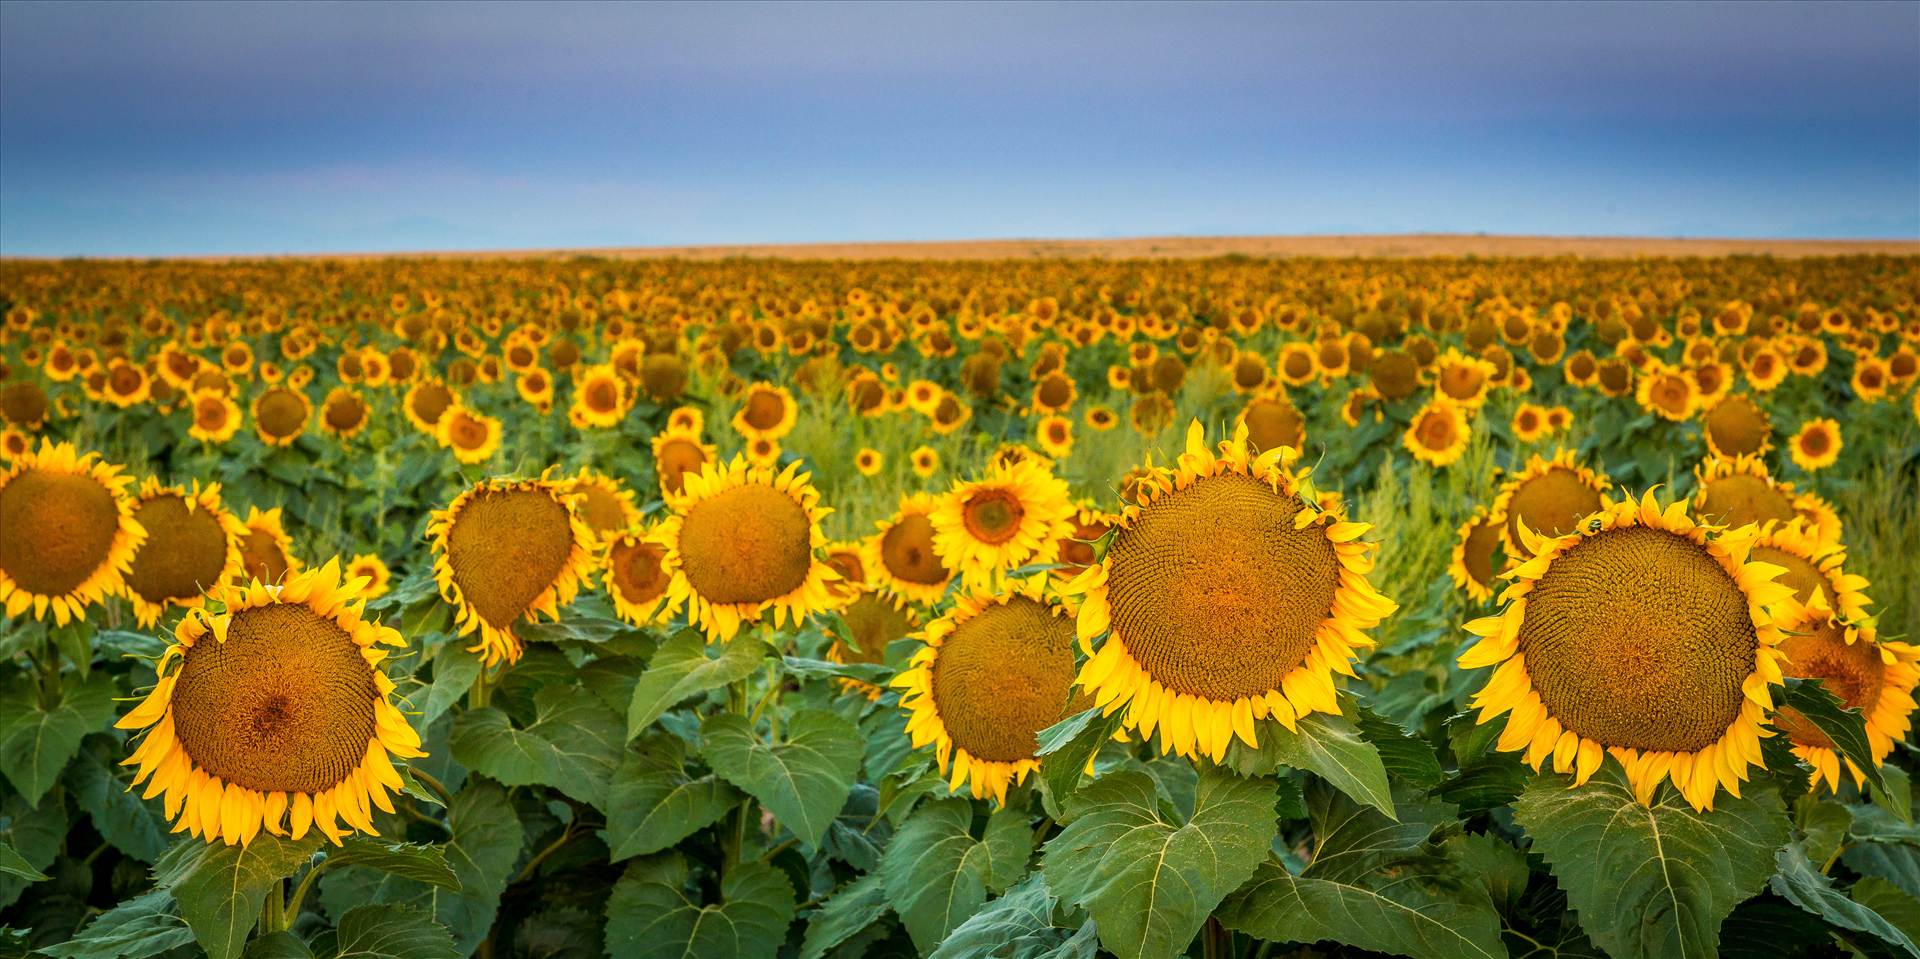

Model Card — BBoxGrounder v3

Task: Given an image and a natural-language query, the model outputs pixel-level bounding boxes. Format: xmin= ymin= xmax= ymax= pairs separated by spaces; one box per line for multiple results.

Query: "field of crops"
xmin=1 ymin=254 xmax=1918 ymax=959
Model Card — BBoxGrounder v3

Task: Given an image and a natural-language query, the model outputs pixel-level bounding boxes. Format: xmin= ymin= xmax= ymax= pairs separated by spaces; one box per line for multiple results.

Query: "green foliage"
xmin=880 ymin=799 xmax=1032 ymax=951
xmin=603 ymin=856 xmax=796 ymax=959
xmin=153 ymin=833 xmax=323 ymax=959
xmin=449 ymin=686 xmax=623 ymax=810
xmin=700 ymin=709 xmax=861 ymax=850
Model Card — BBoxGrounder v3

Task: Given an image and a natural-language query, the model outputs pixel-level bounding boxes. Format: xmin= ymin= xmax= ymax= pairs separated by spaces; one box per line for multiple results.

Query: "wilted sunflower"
xmin=402 ymin=378 xmax=457 ymax=435
xmin=655 ymin=457 xmax=838 ymax=641
xmin=731 ymin=382 xmax=799 ymax=441
xmin=827 ymin=590 xmax=919 ymax=700
xmin=1788 ymin=418 xmax=1842 ymax=473
xmin=1067 ymin=422 xmax=1396 ymax=761
xmin=571 ymin=363 xmax=629 ymax=428
xmin=1693 ymin=454 xmax=1801 ymax=534
xmin=237 ymin=507 xmax=301 ymax=586
xmin=863 ymin=493 xmax=953 ymax=605
xmin=1449 ymin=507 xmax=1504 ymax=602
xmin=600 ymin=525 xmax=679 ymax=626
xmin=564 ymin=467 xmax=642 ymax=544
xmin=0 ymin=441 xmax=146 ymax=623
xmin=1772 ymin=605 xmax=1919 ymax=793
xmin=437 ymin=404 xmax=502 ymax=466
xmin=892 ymin=580 xmax=1081 ymax=802
xmin=1489 ymin=449 xmax=1611 ymax=554
xmin=116 ymin=560 xmax=426 ymax=846
xmin=1403 ymin=398 xmax=1471 ymax=467
xmin=650 ymin=425 xmax=715 ymax=502
xmin=1459 ymin=491 xmax=1794 ymax=811
xmin=345 ymin=553 xmax=391 ymax=599
xmin=932 ymin=457 xmax=1075 ymax=589
xmin=250 ymin=386 xmax=311 ymax=447
xmin=428 ymin=473 xmax=596 ymax=665
xmin=318 ymin=387 xmax=370 ymax=440
xmin=122 ymin=479 xmax=248 ymax=627
xmin=187 ymin=389 xmax=242 ymax=444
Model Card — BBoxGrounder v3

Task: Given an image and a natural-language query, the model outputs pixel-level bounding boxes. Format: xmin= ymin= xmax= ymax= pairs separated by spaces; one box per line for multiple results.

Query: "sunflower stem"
xmin=261 ymin=878 xmax=286 ymax=933
xmin=409 ymin=769 xmax=455 ymax=808
xmin=283 ymin=865 xmax=325 ymax=926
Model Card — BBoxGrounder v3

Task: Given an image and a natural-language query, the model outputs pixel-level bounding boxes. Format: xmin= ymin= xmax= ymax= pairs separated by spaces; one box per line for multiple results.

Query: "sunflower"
xmin=1747 ymin=520 xmax=1871 ymax=624
xmin=517 ymin=367 xmax=555 ymax=411
xmin=1635 ymin=364 xmax=1699 ymax=421
xmin=1458 ymin=491 xmax=1795 ymax=811
xmin=1035 ymin=415 xmax=1074 ymax=459
xmin=666 ymin=405 xmax=705 ymax=434
xmin=1693 ymin=454 xmax=1800 ymax=534
xmin=318 ymin=387 xmax=370 ymax=440
xmin=571 ymin=363 xmax=629 ymax=428
xmin=892 ymin=579 xmax=1082 ymax=802
xmin=854 ymin=448 xmax=884 ymax=477
xmin=1276 ymin=342 xmax=1318 ymax=386
xmin=1433 ymin=349 xmax=1498 ymax=408
xmin=0 ymin=441 xmax=146 ymax=624
xmin=0 ymin=381 xmax=48 ymax=429
xmin=237 ymin=507 xmax=301 ymax=586
xmin=655 ymin=457 xmax=838 ymax=641
xmin=864 ymin=493 xmax=953 ymax=605
xmin=402 ymin=378 xmax=457 ymax=435
xmin=437 ymin=404 xmax=502 ymax=466
xmin=910 ymin=445 xmax=939 ymax=478
xmin=564 ymin=468 xmax=642 ymax=544
xmin=1237 ymin=392 xmax=1306 ymax=456
xmin=122 ymin=479 xmax=248 ymax=627
xmin=1085 ymin=406 xmax=1117 ymax=431
xmin=1449 ymin=507 xmax=1504 ymax=602
xmin=1403 ymin=398 xmax=1471 ymax=467
xmin=828 ymin=590 xmax=920 ymax=700
xmin=931 ymin=457 xmax=1075 ymax=589
xmin=1030 ymin=372 xmax=1077 ymax=414
xmin=600 ymin=525 xmax=679 ymax=626
xmin=428 ymin=473 xmax=596 ymax=665
xmin=1066 ymin=421 xmax=1396 ymax=761
xmin=115 ymin=560 xmax=426 ymax=846
xmin=103 ymin=360 xmax=153 ymax=408
xmin=730 ymin=382 xmax=798 ymax=442
xmin=345 ymin=553 xmax=391 ymax=599
xmin=251 ymin=386 xmax=311 ymax=447
xmin=1051 ymin=504 xmax=1116 ymax=581
xmin=650 ymin=425 xmax=715 ymax=502
xmin=1772 ymin=605 xmax=1919 ymax=793
xmin=1489 ymin=449 xmax=1611 ymax=554
xmin=1702 ymin=393 xmax=1771 ymax=458
xmin=822 ymin=539 xmax=870 ymax=600
xmin=1788 ymin=418 xmax=1842 ymax=473
xmin=187 ymin=389 xmax=242 ymax=444
xmin=0 ymin=428 xmax=29 ymax=463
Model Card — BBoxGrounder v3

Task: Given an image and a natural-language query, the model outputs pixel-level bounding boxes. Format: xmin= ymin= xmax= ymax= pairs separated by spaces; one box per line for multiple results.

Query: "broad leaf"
xmin=1512 ymin=771 xmax=1787 ymax=959
xmin=929 ymin=874 xmax=1093 ymax=959
xmin=606 ymin=733 xmax=740 ymax=862
xmin=0 ymin=843 xmax=45 ymax=882
xmin=627 ymin=631 xmax=769 ymax=740
xmin=1771 ymin=840 xmax=1920 ymax=956
xmin=38 ymin=889 xmax=194 ymax=959
xmin=65 ymin=735 xmax=170 ymax=862
xmin=1224 ymin=711 xmax=1395 ymax=820
xmin=1353 ymin=703 xmax=1444 ymax=791
xmin=0 ymin=791 xmax=64 ymax=909
xmin=153 ymin=833 xmax=323 ymax=959
xmin=700 ymin=710 xmax=860 ymax=849
xmin=242 ymin=932 xmax=314 ymax=959
xmin=1780 ymin=678 xmax=1886 ymax=795
xmin=879 ymin=799 xmax=1033 ymax=952
xmin=603 ymin=856 xmax=797 ymax=959
xmin=450 ymin=686 xmax=622 ymax=809
xmin=799 ymin=873 xmax=890 ymax=959
xmin=420 ymin=645 xmax=482 ymax=725
xmin=330 ymin=904 xmax=459 ymax=959
xmin=0 ymin=671 xmax=117 ymax=807
xmin=323 ymin=838 xmax=461 ymax=890
xmin=1034 ymin=706 xmax=1126 ymax=804
xmin=1854 ymin=878 xmax=1920 ymax=950
xmin=1042 ymin=766 xmax=1277 ymax=959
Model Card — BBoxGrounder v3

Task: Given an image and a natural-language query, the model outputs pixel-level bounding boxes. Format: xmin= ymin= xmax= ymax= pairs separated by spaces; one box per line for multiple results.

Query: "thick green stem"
xmin=260 ymin=878 xmax=287 ymax=933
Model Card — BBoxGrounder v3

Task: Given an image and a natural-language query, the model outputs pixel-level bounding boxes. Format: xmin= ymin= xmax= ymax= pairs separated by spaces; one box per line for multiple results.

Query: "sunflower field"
xmin=1 ymin=254 xmax=1919 ymax=959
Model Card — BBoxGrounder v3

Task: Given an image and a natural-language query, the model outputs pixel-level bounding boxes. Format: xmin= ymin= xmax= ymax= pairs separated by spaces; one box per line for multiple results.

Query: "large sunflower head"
xmin=0 ymin=441 xmax=146 ymax=624
xmin=122 ymin=479 xmax=248 ymax=627
xmin=1066 ymin=421 xmax=1397 ymax=762
xmin=600 ymin=524 xmax=679 ymax=627
xmin=863 ymin=493 xmax=954 ymax=605
xmin=650 ymin=425 xmax=715 ymax=503
xmin=428 ymin=473 xmax=596 ymax=665
xmin=1693 ymin=454 xmax=1801 ymax=535
xmin=565 ymin=467 xmax=642 ymax=544
xmin=115 ymin=560 xmax=426 ymax=847
xmin=1490 ymin=449 xmax=1612 ymax=555
xmin=1771 ymin=604 xmax=1919 ymax=793
xmin=656 ymin=457 xmax=838 ymax=642
xmin=930 ymin=457 xmax=1075 ymax=589
xmin=1458 ymin=491 xmax=1796 ymax=811
xmin=237 ymin=506 xmax=302 ymax=587
xmin=891 ymin=579 xmax=1082 ymax=803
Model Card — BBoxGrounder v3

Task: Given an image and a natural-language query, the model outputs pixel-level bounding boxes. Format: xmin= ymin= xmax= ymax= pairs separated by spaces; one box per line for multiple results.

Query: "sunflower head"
xmin=601 ymin=525 xmax=678 ymax=627
xmin=650 ymin=425 xmax=715 ymax=502
xmin=565 ymin=468 xmax=642 ymax=543
xmin=437 ymin=404 xmax=502 ymax=465
xmin=1403 ymin=398 xmax=1471 ymax=467
xmin=402 ymin=379 xmax=457 ymax=435
xmin=1449 ymin=507 xmax=1504 ymax=602
xmin=1237 ymin=392 xmax=1305 ymax=457
xmin=251 ymin=386 xmax=312 ymax=446
xmin=1458 ymin=490 xmax=1796 ymax=811
xmin=931 ymin=457 xmax=1075 ymax=589
xmin=1788 ymin=418 xmax=1842 ymax=473
xmin=1490 ymin=449 xmax=1611 ymax=555
xmin=319 ymin=387 xmax=370 ymax=439
xmin=122 ymin=479 xmax=248 ymax=627
xmin=344 ymin=553 xmax=392 ymax=599
xmin=116 ymin=560 xmax=426 ymax=847
xmin=237 ymin=506 xmax=301 ymax=587
xmin=732 ymin=382 xmax=798 ymax=441
xmin=428 ymin=473 xmax=596 ymax=665
xmin=1772 ymin=604 xmax=1919 ymax=793
xmin=1693 ymin=454 xmax=1800 ymax=535
xmin=864 ymin=493 xmax=953 ymax=605
xmin=0 ymin=441 xmax=146 ymax=624
xmin=827 ymin=590 xmax=919 ymax=699
xmin=657 ymin=457 xmax=838 ymax=642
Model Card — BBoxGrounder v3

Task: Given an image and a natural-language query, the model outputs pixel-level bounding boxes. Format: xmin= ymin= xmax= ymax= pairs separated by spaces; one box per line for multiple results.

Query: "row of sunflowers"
xmin=1 ymin=254 xmax=1918 ymax=959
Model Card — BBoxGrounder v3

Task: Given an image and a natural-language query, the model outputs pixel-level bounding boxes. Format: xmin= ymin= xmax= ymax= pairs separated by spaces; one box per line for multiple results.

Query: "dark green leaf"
xmin=928 ymin=874 xmax=1092 ymax=959
xmin=0 ymin=843 xmax=45 ymax=882
xmin=781 ymin=657 xmax=892 ymax=685
xmin=322 ymin=839 xmax=461 ymax=890
xmin=154 ymin=833 xmax=323 ymax=959
xmin=65 ymin=736 xmax=170 ymax=862
xmin=1354 ymin=703 xmax=1444 ymax=791
xmin=1033 ymin=707 xmax=1125 ymax=805
xmin=0 ymin=791 xmax=64 ymax=909
xmin=879 ymin=799 xmax=1033 ymax=952
xmin=605 ymin=733 xmax=740 ymax=862
xmin=700 ymin=710 xmax=860 ymax=849
xmin=329 ymin=904 xmax=459 ymax=959
xmin=1772 ymin=841 xmax=1919 ymax=956
xmin=0 ymin=671 xmax=117 ymax=807
xmin=1224 ymin=711 xmax=1395 ymax=820
xmin=603 ymin=856 xmax=797 ymax=959
xmin=799 ymin=873 xmax=890 ymax=959
xmin=419 ymin=645 xmax=482 ymax=726
xmin=241 ymin=932 xmax=314 ymax=959
xmin=37 ymin=889 xmax=194 ymax=959
xmin=1781 ymin=678 xmax=1886 ymax=796
xmin=1855 ymin=878 xmax=1920 ymax=950
xmin=1042 ymin=766 xmax=1277 ymax=959
xmin=450 ymin=686 xmax=622 ymax=809
xmin=626 ymin=631 xmax=769 ymax=741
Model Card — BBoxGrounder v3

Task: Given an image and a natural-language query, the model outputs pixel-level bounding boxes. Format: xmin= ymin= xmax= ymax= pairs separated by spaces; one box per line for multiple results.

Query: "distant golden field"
xmin=2 ymin=252 xmax=1918 ymax=959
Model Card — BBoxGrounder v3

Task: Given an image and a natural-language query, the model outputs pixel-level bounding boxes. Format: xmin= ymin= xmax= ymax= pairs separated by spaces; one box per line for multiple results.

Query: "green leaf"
xmin=799 ymin=873 xmax=890 ymax=959
xmin=0 ymin=790 xmax=64 ymax=909
xmin=1042 ymin=766 xmax=1278 ymax=959
xmin=153 ymin=832 xmax=324 ymax=959
xmin=50 ymin=621 xmax=95 ymax=680
xmin=0 ymin=843 xmax=45 ymax=882
xmin=1781 ymin=678 xmax=1886 ymax=796
xmin=1223 ymin=711 xmax=1395 ymax=820
xmin=928 ymin=874 xmax=1092 ymax=959
xmin=38 ymin=889 xmax=195 ymax=959
xmin=65 ymin=735 xmax=170 ymax=862
xmin=606 ymin=733 xmax=741 ymax=862
xmin=700 ymin=710 xmax=860 ymax=849
xmin=1512 ymin=771 xmax=1788 ymax=959
xmin=419 ymin=644 xmax=482 ymax=726
xmin=603 ymin=856 xmax=797 ymax=959
xmin=0 ymin=671 xmax=117 ymax=807
xmin=1353 ymin=703 xmax=1444 ymax=792
xmin=1847 ymin=842 xmax=1920 ymax=901
xmin=241 ymin=932 xmax=314 ymax=959
xmin=322 ymin=838 xmax=461 ymax=890
xmin=329 ymin=904 xmax=459 ymax=959
xmin=781 ymin=656 xmax=892 ymax=685
xmin=1855 ymin=878 xmax=1920 ymax=950
xmin=1771 ymin=841 xmax=1920 ymax=956
xmin=879 ymin=799 xmax=1034 ymax=952
xmin=1034 ymin=706 xmax=1126 ymax=804
xmin=1216 ymin=783 xmax=1504 ymax=959
xmin=450 ymin=685 xmax=623 ymax=809
xmin=627 ymin=631 xmax=770 ymax=741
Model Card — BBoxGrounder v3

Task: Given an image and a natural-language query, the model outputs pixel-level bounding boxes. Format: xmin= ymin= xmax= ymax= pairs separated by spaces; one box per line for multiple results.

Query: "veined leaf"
xmin=329 ymin=904 xmax=459 ymax=959
xmin=65 ymin=735 xmax=170 ymax=863
xmin=879 ymin=799 xmax=1033 ymax=952
xmin=799 ymin=872 xmax=890 ymax=959
xmin=450 ymin=685 xmax=622 ymax=809
xmin=1353 ymin=703 xmax=1444 ymax=791
xmin=1034 ymin=706 xmax=1126 ymax=805
xmin=322 ymin=838 xmax=461 ymax=890
xmin=928 ymin=873 xmax=1097 ymax=959
xmin=38 ymin=889 xmax=194 ymax=959
xmin=626 ymin=631 xmax=769 ymax=741
xmin=1224 ymin=711 xmax=1395 ymax=820
xmin=0 ymin=843 xmax=45 ymax=883
xmin=1780 ymin=678 xmax=1886 ymax=795
xmin=604 ymin=855 xmax=797 ymax=959
xmin=153 ymin=833 xmax=323 ymax=959
xmin=700 ymin=710 xmax=860 ymax=849
xmin=1771 ymin=840 xmax=1920 ymax=957
xmin=0 ymin=671 xmax=117 ymax=807
xmin=605 ymin=733 xmax=740 ymax=862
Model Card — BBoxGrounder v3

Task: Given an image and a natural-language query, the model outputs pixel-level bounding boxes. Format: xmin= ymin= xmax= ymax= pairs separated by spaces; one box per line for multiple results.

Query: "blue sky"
xmin=2 ymin=0 xmax=1916 ymax=256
